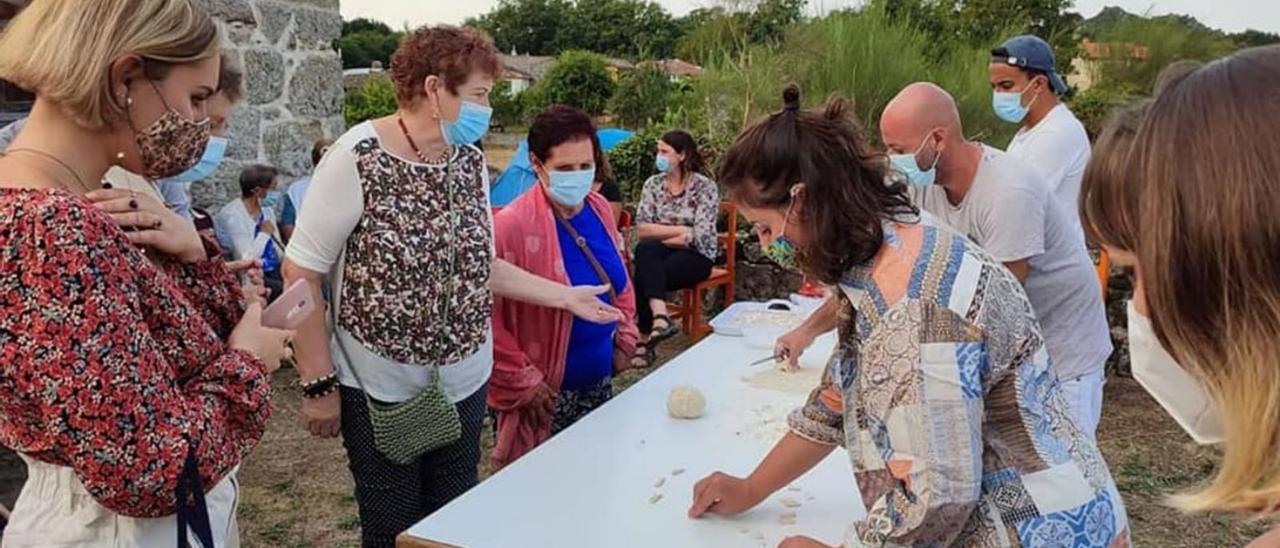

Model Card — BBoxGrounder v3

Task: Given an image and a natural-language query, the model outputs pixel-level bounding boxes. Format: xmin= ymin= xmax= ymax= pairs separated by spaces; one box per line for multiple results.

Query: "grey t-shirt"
xmin=908 ymin=145 xmax=1112 ymax=381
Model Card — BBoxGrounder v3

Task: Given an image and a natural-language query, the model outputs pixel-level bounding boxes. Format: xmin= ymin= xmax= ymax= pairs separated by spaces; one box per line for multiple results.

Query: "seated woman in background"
xmin=1081 ymin=46 xmax=1280 ymax=546
xmin=631 ymin=129 xmax=719 ymax=367
xmin=488 ymin=104 xmax=640 ymax=469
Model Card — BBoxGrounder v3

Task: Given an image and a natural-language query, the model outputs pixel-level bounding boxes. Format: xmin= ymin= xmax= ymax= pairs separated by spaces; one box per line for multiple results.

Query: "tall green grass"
xmin=687 ymin=7 xmax=1019 ymax=151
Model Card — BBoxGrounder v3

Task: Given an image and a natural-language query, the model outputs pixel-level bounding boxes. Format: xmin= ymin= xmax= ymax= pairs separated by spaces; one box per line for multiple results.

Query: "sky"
xmin=344 ymin=0 xmax=1280 ymax=35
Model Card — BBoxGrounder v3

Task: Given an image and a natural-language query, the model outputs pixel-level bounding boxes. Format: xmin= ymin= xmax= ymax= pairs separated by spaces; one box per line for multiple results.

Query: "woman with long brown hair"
xmin=1081 ymin=45 xmax=1280 ymax=544
xmin=687 ymin=85 xmax=1127 ymax=547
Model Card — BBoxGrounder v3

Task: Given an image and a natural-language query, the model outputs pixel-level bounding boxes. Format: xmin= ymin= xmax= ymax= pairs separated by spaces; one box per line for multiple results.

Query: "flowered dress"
xmin=789 ymin=212 xmax=1129 ymax=547
xmin=0 ymin=189 xmax=271 ymax=528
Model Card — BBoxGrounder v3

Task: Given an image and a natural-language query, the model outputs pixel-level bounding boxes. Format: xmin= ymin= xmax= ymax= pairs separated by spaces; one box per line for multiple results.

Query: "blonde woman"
xmin=1081 ymin=45 xmax=1280 ymax=545
xmin=0 ymin=1 xmax=288 ymax=546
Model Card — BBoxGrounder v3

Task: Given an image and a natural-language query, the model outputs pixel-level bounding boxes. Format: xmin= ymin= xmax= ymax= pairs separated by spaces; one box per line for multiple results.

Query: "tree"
xmin=609 ymin=63 xmax=674 ymax=128
xmin=675 ymin=0 xmax=808 ymax=64
xmin=466 ymin=0 xmax=572 ymax=55
xmin=1230 ymin=29 xmax=1280 ymax=48
xmin=343 ymin=74 xmax=398 ymax=126
xmin=337 ymin=18 xmax=402 ymax=69
xmin=526 ymin=51 xmax=616 ymax=116
xmin=490 ymin=80 xmax=526 ymax=127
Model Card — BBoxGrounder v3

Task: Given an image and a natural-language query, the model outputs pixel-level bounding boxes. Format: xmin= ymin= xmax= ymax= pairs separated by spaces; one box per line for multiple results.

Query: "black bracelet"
xmin=300 ymin=373 xmax=338 ymax=399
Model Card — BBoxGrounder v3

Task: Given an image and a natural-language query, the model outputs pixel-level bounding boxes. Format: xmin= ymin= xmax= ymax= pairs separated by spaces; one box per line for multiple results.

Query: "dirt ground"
xmin=0 ymin=333 xmax=1267 ymax=547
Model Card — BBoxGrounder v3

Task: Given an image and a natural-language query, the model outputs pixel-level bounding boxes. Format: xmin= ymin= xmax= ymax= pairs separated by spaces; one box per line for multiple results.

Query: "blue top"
xmin=556 ymin=206 xmax=629 ymax=391
xmin=280 ymin=194 xmax=297 ymax=227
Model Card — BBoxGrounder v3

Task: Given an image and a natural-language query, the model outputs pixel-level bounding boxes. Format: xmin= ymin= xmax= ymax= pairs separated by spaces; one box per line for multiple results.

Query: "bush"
xmin=688 ymin=7 xmax=1017 ymax=149
xmin=608 ymin=64 xmax=674 ymax=130
xmin=525 ymin=50 xmax=616 ymax=116
xmin=1066 ymin=86 xmax=1137 ymax=140
xmin=1091 ymin=16 xmax=1235 ymax=95
xmin=343 ymin=74 xmax=397 ymax=127
xmin=606 ymin=128 xmax=661 ymax=206
xmin=490 ymin=80 xmax=525 ymax=128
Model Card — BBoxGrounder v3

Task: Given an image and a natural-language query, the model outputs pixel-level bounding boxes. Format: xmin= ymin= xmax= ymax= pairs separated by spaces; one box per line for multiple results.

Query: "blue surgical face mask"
xmin=261 ymin=188 xmax=283 ymax=216
xmin=546 ymin=167 xmax=596 ymax=207
xmin=889 ymin=133 xmax=940 ymax=188
xmin=655 ymin=154 xmax=673 ymax=173
xmin=163 ymin=135 xmax=227 ymax=184
xmin=442 ymin=100 xmax=493 ymax=146
xmin=992 ymin=79 xmax=1041 ymax=124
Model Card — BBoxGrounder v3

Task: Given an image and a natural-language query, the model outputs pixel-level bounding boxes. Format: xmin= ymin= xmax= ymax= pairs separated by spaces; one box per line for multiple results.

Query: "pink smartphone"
xmin=261 ymin=278 xmax=316 ymax=330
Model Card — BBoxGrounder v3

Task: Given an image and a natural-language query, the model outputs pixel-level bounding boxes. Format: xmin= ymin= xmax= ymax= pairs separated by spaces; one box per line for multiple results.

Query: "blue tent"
xmin=489 ymin=128 xmax=634 ymax=207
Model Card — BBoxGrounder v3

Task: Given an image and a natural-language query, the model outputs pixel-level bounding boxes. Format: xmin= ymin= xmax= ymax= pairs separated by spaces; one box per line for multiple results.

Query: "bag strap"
xmin=553 ymin=209 xmax=617 ymax=305
xmin=331 ymin=161 xmax=456 ymax=405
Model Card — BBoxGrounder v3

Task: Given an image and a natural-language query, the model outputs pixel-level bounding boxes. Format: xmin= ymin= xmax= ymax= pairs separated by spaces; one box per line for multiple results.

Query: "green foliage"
xmin=1230 ymin=29 xmax=1280 ymax=48
xmin=490 ymin=80 xmax=526 ymax=127
xmin=608 ymin=64 xmax=675 ymax=129
xmin=675 ymin=0 xmax=808 ymax=65
xmin=1066 ymin=86 xmax=1135 ymax=139
xmin=343 ymin=75 xmax=397 ymax=127
xmin=606 ymin=128 xmax=661 ymax=205
xmin=689 ymin=7 xmax=1018 ymax=150
xmin=525 ymin=50 xmax=616 ymax=116
xmin=1090 ymin=14 xmax=1235 ymax=95
xmin=337 ymin=18 xmax=402 ymax=69
xmin=468 ymin=0 xmax=680 ymax=59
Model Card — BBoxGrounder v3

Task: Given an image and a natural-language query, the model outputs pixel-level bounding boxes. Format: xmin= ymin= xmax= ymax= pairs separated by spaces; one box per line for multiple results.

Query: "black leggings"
xmin=339 ymin=384 xmax=487 ymax=548
xmin=633 ymin=239 xmax=713 ymax=334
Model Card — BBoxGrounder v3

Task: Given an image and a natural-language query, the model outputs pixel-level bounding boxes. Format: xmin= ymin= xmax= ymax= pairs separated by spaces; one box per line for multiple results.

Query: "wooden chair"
xmin=617 ymin=209 xmax=634 ymax=266
xmin=1095 ymin=248 xmax=1110 ymax=301
xmin=668 ymin=202 xmax=737 ymax=342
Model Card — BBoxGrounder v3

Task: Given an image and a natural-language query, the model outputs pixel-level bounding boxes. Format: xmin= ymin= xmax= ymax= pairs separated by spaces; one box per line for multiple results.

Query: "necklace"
xmin=2 ymin=148 xmax=94 ymax=193
xmin=397 ymin=116 xmax=451 ymax=164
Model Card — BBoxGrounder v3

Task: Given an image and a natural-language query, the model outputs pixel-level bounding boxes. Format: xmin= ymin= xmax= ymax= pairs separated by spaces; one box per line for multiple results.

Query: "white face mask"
xmin=1126 ymin=300 xmax=1225 ymax=444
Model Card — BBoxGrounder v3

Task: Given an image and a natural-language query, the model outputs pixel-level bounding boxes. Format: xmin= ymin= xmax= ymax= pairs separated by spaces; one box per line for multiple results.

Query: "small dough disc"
xmin=667 ymin=386 xmax=706 ymax=419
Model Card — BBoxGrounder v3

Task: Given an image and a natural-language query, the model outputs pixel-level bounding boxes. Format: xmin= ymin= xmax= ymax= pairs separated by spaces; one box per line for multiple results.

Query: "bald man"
xmin=880 ymin=82 xmax=1111 ymax=437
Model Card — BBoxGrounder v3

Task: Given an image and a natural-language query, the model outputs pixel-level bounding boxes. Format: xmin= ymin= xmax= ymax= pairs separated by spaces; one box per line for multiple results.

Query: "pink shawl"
xmin=488 ymin=187 xmax=639 ymax=469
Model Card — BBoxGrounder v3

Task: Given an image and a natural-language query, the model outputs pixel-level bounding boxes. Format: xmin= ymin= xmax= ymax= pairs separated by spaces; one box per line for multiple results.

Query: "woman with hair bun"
xmin=688 ymin=85 xmax=1127 ymax=547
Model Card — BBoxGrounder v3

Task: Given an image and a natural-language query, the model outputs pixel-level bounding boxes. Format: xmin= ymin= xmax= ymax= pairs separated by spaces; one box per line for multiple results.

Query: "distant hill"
xmin=1081 ymin=6 xmax=1218 ymax=38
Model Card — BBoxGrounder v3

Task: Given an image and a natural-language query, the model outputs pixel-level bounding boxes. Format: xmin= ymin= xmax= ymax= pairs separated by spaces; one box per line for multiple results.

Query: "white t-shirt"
xmin=285 ymin=122 xmax=493 ymax=404
xmin=1006 ymin=104 xmax=1091 ymax=238
xmin=909 ymin=145 xmax=1112 ymax=381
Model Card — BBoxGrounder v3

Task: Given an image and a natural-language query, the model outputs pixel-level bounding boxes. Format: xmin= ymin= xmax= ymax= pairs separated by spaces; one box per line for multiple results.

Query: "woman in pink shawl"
xmin=489 ymin=105 xmax=640 ymax=469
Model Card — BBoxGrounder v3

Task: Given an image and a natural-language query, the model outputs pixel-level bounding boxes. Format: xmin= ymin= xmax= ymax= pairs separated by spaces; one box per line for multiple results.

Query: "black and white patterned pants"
xmin=339 ymin=384 xmax=487 ymax=548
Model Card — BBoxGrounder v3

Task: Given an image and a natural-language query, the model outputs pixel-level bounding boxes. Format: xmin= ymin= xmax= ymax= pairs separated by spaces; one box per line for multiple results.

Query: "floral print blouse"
xmin=788 ymin=213 xmax=1130 ymax=547
xmin=0 ymin=189 xmax=272 ymax=518
xmin=635 ymin=172 xmax=720 ymax=260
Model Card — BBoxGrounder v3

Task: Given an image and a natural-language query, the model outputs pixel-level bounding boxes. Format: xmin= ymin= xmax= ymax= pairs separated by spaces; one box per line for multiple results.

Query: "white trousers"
xmin=2 ymin=455 xmax=240 ymax=548
xmin=1059 ymin=368 xmax=1107 ymax=439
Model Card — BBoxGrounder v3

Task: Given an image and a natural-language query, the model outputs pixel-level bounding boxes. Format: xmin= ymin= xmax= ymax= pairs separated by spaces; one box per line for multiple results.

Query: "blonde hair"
xmin=0 ymin=0 xmax=219 ymax=130
xmin=1131 ymin=45 xmax=1280 ymax=516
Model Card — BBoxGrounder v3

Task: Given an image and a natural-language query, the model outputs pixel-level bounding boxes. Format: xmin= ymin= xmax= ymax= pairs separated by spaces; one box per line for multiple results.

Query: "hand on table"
xmin=775 ymin=325 xmax=817 ymax=371
xmin=778 ymin=535 xmax=834 ymax=548
xmin=561 ymin=285 xmax=623 ymax=324
xmin=87 ymin=188 xmax=205 ymax=262
xmin=525 ymin=383 xmax=558 ymax=427
xmin=688 ymin=471 xmax=763 ymax=518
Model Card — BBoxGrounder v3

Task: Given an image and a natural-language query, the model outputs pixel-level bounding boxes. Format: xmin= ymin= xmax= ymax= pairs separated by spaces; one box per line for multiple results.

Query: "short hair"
xmin=240 ymin=164 xmax=279 ymax=197
xmin=311 ymin=139 xmax=332 ymax=167
xmin=390 ymin=25 xmax=501 ymax=105
xmin=217 ymin=52 xmax=244 ymax=104
xmin=0 ymin=0 xmax=219 ymax=130
xmin=526 ymin=104 xmax=612 ymax=183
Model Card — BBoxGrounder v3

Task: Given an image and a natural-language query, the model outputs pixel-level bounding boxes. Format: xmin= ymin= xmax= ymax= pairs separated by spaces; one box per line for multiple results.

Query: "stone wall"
xmin=191 ymin=0 xmax=345 ymax=211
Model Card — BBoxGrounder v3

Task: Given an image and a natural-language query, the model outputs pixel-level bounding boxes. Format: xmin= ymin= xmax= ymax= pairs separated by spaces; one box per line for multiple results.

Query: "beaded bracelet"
xmin=300 ymin=372 xmax=338 ymax=399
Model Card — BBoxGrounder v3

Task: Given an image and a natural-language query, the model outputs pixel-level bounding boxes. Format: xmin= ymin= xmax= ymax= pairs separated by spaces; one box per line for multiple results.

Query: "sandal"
xmin=649 ymin=314 xmax=679 ymax=345
xmin=630 ymin=342 xmax=654 ymax=369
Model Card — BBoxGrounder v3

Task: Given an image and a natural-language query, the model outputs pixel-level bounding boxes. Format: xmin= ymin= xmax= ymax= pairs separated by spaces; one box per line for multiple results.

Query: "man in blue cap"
xmin=989 ymin=35 xmax=1090 ymax=239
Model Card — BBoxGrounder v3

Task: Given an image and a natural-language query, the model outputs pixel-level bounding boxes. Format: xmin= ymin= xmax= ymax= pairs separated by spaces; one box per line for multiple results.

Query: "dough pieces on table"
xmin=667 ymin=386 xmax=706 ymax=419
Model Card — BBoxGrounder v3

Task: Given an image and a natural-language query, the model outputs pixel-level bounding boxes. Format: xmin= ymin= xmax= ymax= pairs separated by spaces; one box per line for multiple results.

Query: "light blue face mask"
xmin=992 ymin=79 xmax=1041 ymax=124
xmin=261 ymin=188 xmax=283 ymax=217
xmin=163 ymin=136 xmax=227 ymax=184
xmin=888 ymin=133 xmax=940 ymax=188
xmin=442 ymin=100 xmax=493 ymax=146
xmin=546 ymin=167 xmax=596 ymax=207
xmin=655 ymin=154 xmax=673 ymax=173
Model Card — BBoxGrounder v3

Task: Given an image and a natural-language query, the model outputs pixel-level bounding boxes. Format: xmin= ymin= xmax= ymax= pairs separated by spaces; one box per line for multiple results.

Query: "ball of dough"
xmin=667 ymin=386 xmax=706 ymax=419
